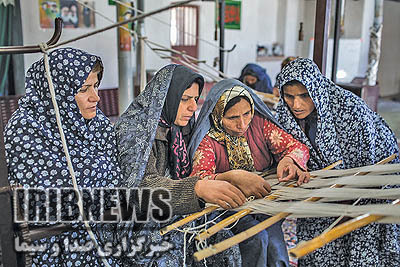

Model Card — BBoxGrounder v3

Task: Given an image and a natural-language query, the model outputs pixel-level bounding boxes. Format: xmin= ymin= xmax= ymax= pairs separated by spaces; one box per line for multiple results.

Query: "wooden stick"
xmin=194 ymin=155 xmax=395 ymax=261
xmin=288 ymin=154 xmax=398 ymax=258
xmin=255 ymin=91 xmax=280 ymax=102
xmin=194 ymin=211 xmax=291 ymax=261
xmin=289 ymin=199 xmax=400 ymax=259
xmin=195 ymin=160 xmax=343 ymax=242
xmin=159 ymin=168 xmax=282 ymax=235
xmin=160 ymin=205 xmax=218 ymax=235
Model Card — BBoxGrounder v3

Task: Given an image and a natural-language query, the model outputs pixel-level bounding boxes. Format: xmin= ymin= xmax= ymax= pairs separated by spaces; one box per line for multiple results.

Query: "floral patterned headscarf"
xmin=276 ymin=57 xmax=399 ymax=170
xmin=4 ymin=47 xmax=121 ymax=266
xmin=189 ymin=79 xmax=280 ymax=165
xmin=208 ymin=86 xmax=256 ymax=171
xmin=5 ymin=47 xmax=119 ymax=189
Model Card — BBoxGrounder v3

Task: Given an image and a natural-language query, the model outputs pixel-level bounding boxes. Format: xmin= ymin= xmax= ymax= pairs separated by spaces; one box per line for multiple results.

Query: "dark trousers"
xmin=227 ymin=212 xmax=289 ymax=267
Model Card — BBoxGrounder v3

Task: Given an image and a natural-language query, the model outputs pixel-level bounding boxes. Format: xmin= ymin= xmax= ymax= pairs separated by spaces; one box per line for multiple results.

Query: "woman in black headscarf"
xmin=115 ymin=64 xmax=244 ymax=266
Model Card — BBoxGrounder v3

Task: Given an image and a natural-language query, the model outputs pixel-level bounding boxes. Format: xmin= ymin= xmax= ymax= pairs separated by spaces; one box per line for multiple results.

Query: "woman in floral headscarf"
xmin=276 ymin=57 xmax=400 ymax=267
xmin=188 ymin=79 xmax=310 ymax=267
xmin=116 ymin=65 xmax=245 ymax=266
xmin=5 ymin=48 xmax=121 ymax=266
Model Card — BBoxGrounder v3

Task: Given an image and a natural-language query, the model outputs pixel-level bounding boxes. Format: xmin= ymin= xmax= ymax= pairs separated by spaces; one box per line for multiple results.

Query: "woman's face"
xmin=222 ymin=98 xmax=252 ymax=137
xmin=75 ymin=71 xmax=100 ymax=119
xmin=244 ymin=74 xmax=257 ymax=86
xmin=174 ymin=82 xmax=199 ymax=126
xmin=283 ymin=82 xmax=315 ymax=119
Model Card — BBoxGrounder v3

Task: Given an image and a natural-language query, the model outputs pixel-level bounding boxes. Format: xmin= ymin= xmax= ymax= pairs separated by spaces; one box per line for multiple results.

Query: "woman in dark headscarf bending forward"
xmin=116 ymin=65 xmax=247 ymax=266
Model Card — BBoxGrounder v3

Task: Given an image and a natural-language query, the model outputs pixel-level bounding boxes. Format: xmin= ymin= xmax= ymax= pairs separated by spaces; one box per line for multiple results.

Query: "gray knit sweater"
xmin=140 ymin=126 xmax=203 ymax=215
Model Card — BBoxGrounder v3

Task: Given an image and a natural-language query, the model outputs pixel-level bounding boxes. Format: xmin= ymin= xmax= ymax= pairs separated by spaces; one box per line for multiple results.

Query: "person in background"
xmin=238 ymin=63 xmax=273 ymax=94
xmin=276 ymin=57 xmax=400 ymax=267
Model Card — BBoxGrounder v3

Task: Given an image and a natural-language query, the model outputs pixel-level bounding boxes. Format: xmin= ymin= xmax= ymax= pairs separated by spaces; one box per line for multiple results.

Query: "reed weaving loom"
xmin=0 ymin=2 xmax=196 ymax=265
xmin=160 ymin=155 xmax=400 ymax=262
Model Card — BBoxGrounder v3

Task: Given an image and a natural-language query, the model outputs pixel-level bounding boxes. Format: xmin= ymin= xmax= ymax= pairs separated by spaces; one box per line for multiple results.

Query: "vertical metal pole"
xmin=12 ymin=0 xmax=25 ymax=95
xmin=219 ymin=0 xmax=225 ymax=76
xmin=313 ymin=0 xmax=331 ymax=75
xmin=117 ymin=0 xmax=134 ymax=114
xmin=366 ymin=0 xmax=384 ymax=86
xmin=331 ymin=0 xmax=343 ymax=83
xmin=136 ymin=0 xmax=144 ymax=96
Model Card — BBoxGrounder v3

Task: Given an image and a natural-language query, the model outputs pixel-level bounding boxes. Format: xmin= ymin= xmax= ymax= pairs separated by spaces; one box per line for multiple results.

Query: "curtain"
xmin=0 ymin=2 xmax=14 ymax=95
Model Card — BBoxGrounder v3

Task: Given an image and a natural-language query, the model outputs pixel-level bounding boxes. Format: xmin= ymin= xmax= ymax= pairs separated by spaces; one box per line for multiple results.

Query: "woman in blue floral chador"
xmin=5 ymin=48 xmax=122 ymax=266
xmin=276 ymin=57 xmax=400 ymax=267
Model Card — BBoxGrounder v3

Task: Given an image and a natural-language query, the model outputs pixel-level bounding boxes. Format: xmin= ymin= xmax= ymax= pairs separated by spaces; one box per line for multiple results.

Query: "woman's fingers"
xmin=279 ymin=165 xmax=293 ymax=181
xmin=217 ymin=199 xmax=233 ymax=210
xmin=263 ymin=180 xmax=271 ymax=192
xmin=296 ymin=170 xmax=306 ymax=185
xmin=286 ymin=165 xmax=296 ymax=180
xmin=219 ymin=192 xmax=242 ymax=209
xmin=255 ymin=183 xmax=270 ymax=199
xmin=304 ymin=171 xmax=310 ymax=183
xmin=253 ymin=191 xmax=263 ymax=199
xmin=225 ymin=185 xmax=246 ymax=206
xmin=296 ymin=170 xmax=311 ymax=185
xmin=277 ymin=165 xmax=285 ymax=181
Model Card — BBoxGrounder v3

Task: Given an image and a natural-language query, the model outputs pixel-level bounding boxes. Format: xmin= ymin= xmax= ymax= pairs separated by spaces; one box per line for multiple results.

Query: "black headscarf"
xmin=116 ymin=64 xmax=204 ymax=187
xmin=159 ymin=65 xmax=204 ymax=179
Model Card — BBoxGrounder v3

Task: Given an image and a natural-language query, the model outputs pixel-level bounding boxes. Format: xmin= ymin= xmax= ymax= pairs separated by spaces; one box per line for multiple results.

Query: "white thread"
xmin=39 ymin=42 xmax=49 ymax=53
xmin=176 ymin=196 xmax=263 ymax=266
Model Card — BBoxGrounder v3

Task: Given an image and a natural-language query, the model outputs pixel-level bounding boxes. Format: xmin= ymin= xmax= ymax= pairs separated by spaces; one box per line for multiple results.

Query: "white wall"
xmin=197 ymin=1 xmax=220 ymax=78
xmin=341 ymin=0 xmax=364 ymax=38
xmin=142 ymin=0 xmax=281 ymax=82
xmin=20 ymin=1 xmax=119 ymax=89
xmin=283 ymin=0 xmax=303 ymax=57
xmin=18 ymin=0 xmax=398 ymax=96
xmin=141 ymin=0 xmax=173 ymax=72
xmin=378 ymin=0 xmax=400 ymax=96
xmin=17 ymin=0 xmax=312 ymax=90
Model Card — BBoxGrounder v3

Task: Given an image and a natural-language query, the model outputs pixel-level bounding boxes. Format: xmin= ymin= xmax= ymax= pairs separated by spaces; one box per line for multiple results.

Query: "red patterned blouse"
xmin=190 ymin=113 xmax=309 ymax=180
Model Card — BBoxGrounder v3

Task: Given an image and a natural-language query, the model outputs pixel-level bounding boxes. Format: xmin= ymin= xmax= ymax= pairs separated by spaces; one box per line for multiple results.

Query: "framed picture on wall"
xmin=216 ymin=0 xmax=241 ymax=30
xmin=39 ymin=0 xmax=95 ymax=29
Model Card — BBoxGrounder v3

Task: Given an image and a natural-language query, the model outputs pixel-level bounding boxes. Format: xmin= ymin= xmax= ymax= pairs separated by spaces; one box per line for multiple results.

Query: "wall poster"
xmin=39 ymin=0 xmax=95 ymax=29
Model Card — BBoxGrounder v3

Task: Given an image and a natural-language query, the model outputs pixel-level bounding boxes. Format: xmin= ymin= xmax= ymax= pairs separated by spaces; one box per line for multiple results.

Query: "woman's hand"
xmin=194 ymin=179 xmax=246 ymax=209
xmin=216 ymin=169 xmax=271 ymax=199
xmin=277 ymin=156 xmax=310 ymax=185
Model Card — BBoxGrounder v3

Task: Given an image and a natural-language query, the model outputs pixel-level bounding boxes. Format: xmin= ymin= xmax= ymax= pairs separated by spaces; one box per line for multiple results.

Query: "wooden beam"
xmin=219 ymin=0 xmax=225 ymax=76
xmin=313 ymin=0 xmax=331 ymax=75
